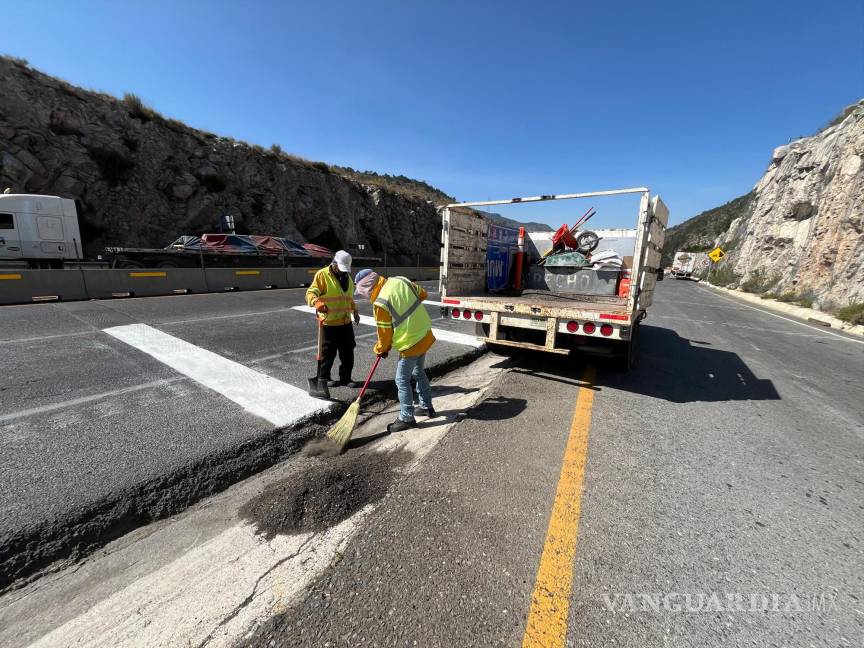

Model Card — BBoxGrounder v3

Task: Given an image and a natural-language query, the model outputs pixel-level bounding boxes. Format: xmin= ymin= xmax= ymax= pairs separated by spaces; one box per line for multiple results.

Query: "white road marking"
xmin=29 ymin=518 xmax=366 ymax=648
xmin=700 ymin=286 xmax=864 ymax=345
xmin=103 ymin=324 xmax=332 ymax=426
xmin=0 ymin=378 xmax=185 ymax=424
xmin=291 ymin=306 xmax=484 ymax=348
xmin=0 ymin=329 xmax=99 ymax=346
xmin=651 ymin=314 xmax=827 ymax=339
xmin=159 ymin=307 xmax=292 ymax=327
xmin=428 ymin=327 xmax=485 ymax=348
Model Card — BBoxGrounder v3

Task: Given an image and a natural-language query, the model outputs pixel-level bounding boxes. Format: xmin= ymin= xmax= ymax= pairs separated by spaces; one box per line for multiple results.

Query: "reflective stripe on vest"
xmin=374 ymin=277 xmax=431 ymax=351
xmin=316 ymin=267 xmax=354 ymax=325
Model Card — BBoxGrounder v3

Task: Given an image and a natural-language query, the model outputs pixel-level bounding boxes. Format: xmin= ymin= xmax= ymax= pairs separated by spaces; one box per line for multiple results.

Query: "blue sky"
xmin=2 ymin=0 xmax=862 ymax=227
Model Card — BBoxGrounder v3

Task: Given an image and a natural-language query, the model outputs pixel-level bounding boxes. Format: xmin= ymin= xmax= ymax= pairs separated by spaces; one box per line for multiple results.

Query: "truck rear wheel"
xmin=117 ymin=260 xmax=144 ymax=269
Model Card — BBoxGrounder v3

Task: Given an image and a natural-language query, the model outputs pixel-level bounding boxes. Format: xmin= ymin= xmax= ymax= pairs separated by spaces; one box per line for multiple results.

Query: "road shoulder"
xmin=700 ymin=281 xmax=864 ymax=337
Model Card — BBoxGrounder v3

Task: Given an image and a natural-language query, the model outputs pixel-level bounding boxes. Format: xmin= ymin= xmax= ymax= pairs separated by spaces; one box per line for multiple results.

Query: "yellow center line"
xmin=522 ymin=365 xmax=597 ymax=648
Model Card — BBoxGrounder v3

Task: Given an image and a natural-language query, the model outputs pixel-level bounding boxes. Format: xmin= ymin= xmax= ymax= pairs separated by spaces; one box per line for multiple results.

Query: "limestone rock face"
xmin=0 ymin=58 xmax=441 ymax=264
xmin=721 ymin=101 xmax=864 ymax=307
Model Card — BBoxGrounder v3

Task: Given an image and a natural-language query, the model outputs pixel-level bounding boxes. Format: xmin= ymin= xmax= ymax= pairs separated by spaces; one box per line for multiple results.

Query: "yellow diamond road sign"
xmin=708 ymin=247 xmax=726 ymax=263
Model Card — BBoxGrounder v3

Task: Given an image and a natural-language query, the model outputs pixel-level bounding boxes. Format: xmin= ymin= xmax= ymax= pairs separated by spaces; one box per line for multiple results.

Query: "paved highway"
xmin=243 ymin=280 xmax=863 ymax=647
xmin=0 ymin=279 xmax=862 ymax=647
xmin=0 ymin=281 xmax=480 ymax=590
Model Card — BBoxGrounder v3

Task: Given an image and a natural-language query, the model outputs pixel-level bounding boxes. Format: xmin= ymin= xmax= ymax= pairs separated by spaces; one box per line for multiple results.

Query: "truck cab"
xmin=0 ymin=194 xmax=82 ymax=267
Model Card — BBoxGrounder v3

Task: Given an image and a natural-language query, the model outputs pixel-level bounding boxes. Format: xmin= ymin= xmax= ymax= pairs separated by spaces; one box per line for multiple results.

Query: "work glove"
xmin=353 ymin=311 xmax=361 ymax=324
xmin=377 ymin=351 xmax=389 ymax=359
xmin=314 ymin=299 xmax=328 ymax=314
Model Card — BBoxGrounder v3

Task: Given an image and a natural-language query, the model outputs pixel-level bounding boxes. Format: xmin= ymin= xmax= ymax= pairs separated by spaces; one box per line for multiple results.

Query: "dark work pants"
xmin=319 ymin=322 xmax=355 ymax=382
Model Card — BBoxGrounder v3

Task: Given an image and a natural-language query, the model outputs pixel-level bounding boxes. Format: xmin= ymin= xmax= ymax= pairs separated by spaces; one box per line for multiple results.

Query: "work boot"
xmin=415 ymin=406 xmax=436 ymax=418
xmin=387 ymin=419 xmax=417 ymax=433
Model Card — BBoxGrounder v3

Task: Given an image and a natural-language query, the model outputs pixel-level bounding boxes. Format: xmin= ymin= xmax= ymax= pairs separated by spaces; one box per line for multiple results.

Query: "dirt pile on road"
xmin=240 ymin=450 xmax=409 ymax=537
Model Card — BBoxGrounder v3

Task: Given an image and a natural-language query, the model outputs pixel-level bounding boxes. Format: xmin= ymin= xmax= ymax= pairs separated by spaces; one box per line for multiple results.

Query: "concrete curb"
xmin=701 ymin=282 xmax=864 ymax=337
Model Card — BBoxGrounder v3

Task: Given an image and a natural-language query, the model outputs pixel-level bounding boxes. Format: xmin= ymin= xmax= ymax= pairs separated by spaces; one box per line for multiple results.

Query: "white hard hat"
xmin=333 ymin=250 xmax=352 ymax=272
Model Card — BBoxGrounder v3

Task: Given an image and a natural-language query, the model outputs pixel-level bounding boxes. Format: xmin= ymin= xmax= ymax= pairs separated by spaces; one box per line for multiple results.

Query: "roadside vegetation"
xmin=836 ymin=302 xmax=864 ymax=325
xmin=740 ymin=270 xmax=779 ymax=294
xmin=760 ymin=290 xmax=816 ymax=309
xmin=706 ymin=266 xmax=738 ymax=287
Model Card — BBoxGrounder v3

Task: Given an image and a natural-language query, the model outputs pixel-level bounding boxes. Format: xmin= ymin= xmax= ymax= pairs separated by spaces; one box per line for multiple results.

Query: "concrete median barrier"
xmin=0 ymin=270 xmax=88 ymax=304
xmin=0 ymin=267 xmax=440 ymax=305
xmin=82 ymin=268 xmax=209 ymax=298
xmin=204 ymin=268 xmax=289 ymax=292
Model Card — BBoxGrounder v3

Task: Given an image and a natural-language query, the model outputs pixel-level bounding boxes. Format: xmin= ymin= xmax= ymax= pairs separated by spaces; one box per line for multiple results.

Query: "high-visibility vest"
xmin=308 ymin=267 xmax=354 ymax=326
xmin=374 ymin=277 xmax=431 ymax=351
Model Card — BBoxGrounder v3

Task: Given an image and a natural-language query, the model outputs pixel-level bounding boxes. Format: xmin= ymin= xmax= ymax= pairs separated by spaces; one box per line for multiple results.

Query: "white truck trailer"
xmin=439 ymin=187 xmax=668 ymax=369
xmin=670 ymin=251 xmax=708 ymax=279
xmin=0 ymin=194 xmax=82 ymax=267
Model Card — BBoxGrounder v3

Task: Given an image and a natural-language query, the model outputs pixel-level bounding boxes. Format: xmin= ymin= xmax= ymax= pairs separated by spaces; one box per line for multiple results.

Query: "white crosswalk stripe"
xmin=104 ymin=324 xmax=333 ymax=426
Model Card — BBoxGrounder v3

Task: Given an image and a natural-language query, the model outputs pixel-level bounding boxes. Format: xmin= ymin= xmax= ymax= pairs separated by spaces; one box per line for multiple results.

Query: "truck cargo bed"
xmin=448 ymin=290 xmax=628 ymax=310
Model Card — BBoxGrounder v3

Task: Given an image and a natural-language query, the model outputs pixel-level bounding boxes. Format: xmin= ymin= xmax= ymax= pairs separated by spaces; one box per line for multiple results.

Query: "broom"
xmin=325 ymin=356 xmax=383 ymax=449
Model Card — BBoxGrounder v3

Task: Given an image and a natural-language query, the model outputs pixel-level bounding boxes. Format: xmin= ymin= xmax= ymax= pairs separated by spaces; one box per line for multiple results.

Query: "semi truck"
xmin=670 ymin=251 xmax=708 ymax=279
xmin=0 ymin=194 xmax=369 ymax=269
xmin=438 ymin=187 xmax=668 ymax=369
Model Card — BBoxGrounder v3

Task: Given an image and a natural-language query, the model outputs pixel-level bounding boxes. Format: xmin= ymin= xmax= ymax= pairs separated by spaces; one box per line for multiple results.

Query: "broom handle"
xmin=356 ymin=356 xmax=382 ymax=402
xmin=316 ymin=316 xmax=324 ymax=361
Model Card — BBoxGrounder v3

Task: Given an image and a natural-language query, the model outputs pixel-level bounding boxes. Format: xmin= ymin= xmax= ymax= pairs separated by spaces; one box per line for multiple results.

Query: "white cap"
xmin=333 ymin=250 xmax=352 ymax=272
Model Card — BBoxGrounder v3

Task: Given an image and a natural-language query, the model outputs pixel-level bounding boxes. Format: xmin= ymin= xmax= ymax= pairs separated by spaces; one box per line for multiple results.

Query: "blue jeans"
xmin=395 ymin=353 xmax=432 ymax=422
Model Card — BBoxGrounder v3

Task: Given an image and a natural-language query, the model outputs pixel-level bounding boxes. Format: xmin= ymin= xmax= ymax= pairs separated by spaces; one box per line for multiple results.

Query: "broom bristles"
xmin=326 ymin=400 xmax=360 ymax=448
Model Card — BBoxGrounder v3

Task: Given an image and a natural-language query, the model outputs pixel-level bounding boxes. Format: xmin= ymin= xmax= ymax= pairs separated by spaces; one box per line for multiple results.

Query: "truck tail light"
xmin=474 ymin=310 xmax=483 ymax=320
xmin=462 ymin=309 xmax=472 ymax=319
xmin=566 ymin=321 xmax=579 ymax=333
xmin=451 ymin=308 xmax=460 ymax=318
xmin=600 ymin=324 xmax=613 ymax=336
xmin=583 ymin=322 xmax=596 ymax=334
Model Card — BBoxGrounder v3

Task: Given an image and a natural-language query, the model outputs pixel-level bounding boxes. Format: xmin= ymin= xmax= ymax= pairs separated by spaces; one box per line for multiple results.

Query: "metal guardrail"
xmin=0 ymin=266 xmax=440 ymax=306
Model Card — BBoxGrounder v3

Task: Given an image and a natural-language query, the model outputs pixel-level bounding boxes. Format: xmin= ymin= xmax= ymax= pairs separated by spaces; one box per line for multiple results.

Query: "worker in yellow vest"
xmin=306 ymin=251 xmax=361 ymax=387
xmin=354 ymin=269 xmax=436 ymax=432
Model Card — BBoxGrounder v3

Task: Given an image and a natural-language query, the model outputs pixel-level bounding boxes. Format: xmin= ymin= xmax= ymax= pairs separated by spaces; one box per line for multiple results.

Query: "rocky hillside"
xmin=0 ymin=56 xmax=446 ymax=264
xmin=665 ymin=100 xmax=864 ymax=309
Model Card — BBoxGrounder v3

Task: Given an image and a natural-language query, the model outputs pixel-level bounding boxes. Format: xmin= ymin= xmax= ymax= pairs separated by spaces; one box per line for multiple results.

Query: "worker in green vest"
xmin=354 ymin=269 xmax=436 ymax=432
xmin=306 ymin=251 xmax=361 ymax=387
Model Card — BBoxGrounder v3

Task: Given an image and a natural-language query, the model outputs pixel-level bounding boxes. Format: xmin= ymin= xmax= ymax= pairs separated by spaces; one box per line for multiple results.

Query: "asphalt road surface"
xmin=0 ymin=281 xmax=480 ymax=590
xmin=238 ymin=279 xmax=862 ymax=647
xmin=1 ymin=279 xmax=862 ymax=647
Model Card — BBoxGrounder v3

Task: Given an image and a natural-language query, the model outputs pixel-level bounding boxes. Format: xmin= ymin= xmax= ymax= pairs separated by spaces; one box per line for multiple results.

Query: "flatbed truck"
xmin=438 ymin=187 xmax=668 ymax=369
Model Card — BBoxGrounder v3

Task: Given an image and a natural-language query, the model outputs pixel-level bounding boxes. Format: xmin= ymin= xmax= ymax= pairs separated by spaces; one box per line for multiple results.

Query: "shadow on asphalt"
xmin=489 ymin=324 xmax=781 ymax=404
xmin=464 ymin=396 xmax=528 ymax=420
